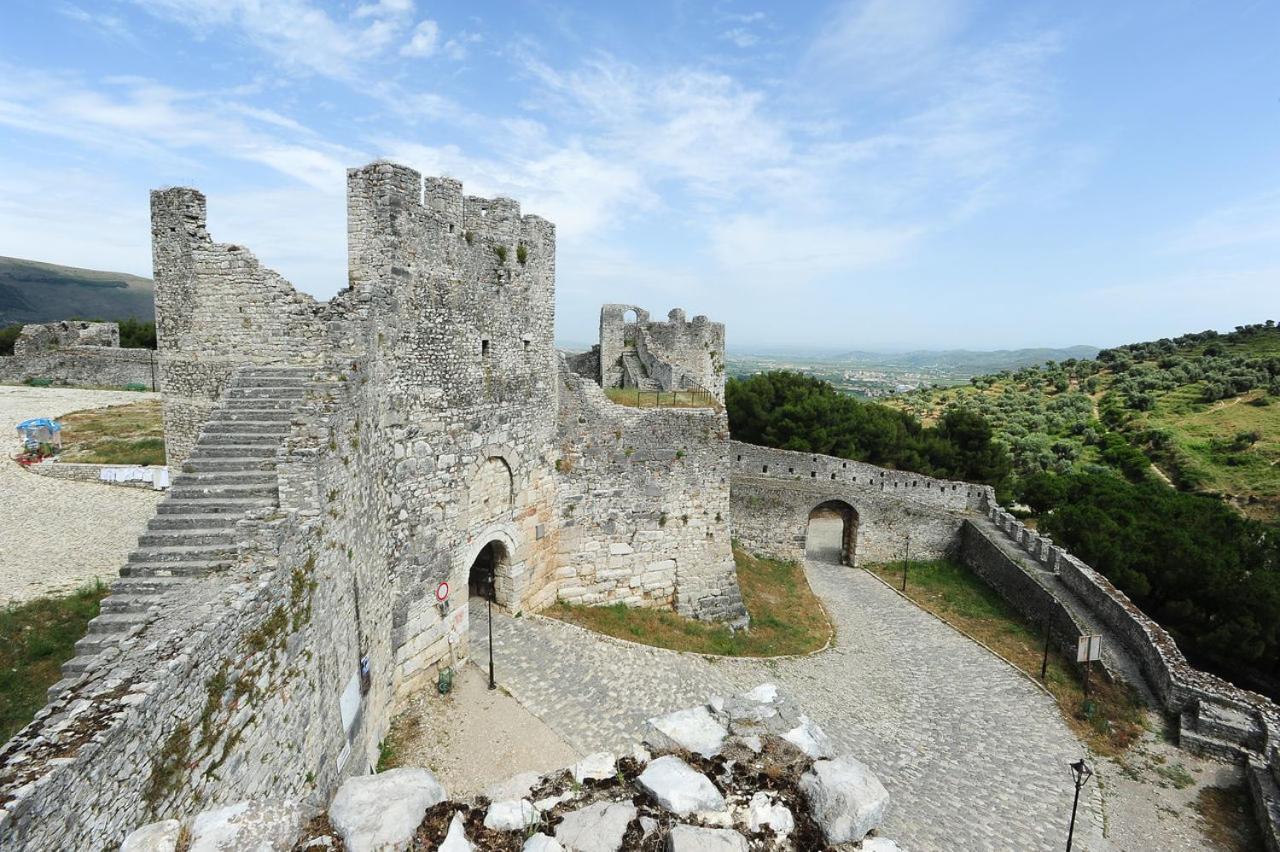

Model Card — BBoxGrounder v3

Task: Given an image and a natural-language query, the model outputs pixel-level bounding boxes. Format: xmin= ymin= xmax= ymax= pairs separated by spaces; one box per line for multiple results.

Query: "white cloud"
xmin=58 ymin=4 xmax=135 ymax=41
xmin=709 ymin=215 xmax=923 ymax=289
xmin=1170 ymin=192 xmax=1280 ymax=255
xmin=0 ymin=65 xmax=356 ymax=192
xmin=721 ymin=28 xmax=759 ymax=48
xmin=401 ymin=19 xmax=440 ymax=57
xmin=808 ymin=0 xmax=970 ymax=90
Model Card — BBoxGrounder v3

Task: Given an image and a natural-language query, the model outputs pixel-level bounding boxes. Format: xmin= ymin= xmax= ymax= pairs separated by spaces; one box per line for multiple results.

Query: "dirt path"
xmin=0 ymin=386 xmax=162 ymax=604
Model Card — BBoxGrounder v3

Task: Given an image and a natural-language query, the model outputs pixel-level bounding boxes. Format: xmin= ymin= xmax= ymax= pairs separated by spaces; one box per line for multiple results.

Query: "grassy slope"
xmin=546 ymin=546 xmax=832 ymax=656
xmin=889 ymin=326 xmax=1280 ymax=518
xmin=57 ymin=400 xmax=167 ymax=465
xmin=1 ymin=584 xmax=107 ymax=742
xmin=0 ymin=256 xmax=154 ymax=326
xmin=865 ymin=560 xmax=1143 ymax=756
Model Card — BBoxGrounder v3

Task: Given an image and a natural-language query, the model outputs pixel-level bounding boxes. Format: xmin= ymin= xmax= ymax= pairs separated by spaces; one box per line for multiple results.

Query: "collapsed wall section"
xmin=555 ymin=360 xmax=747 ymax=623
xmin=151 ymin=188 xmax=327 ymax=465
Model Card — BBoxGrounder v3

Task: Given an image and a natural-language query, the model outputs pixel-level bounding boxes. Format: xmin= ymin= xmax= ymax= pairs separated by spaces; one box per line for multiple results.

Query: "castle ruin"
xmin=0 ymin=162 xmax=1277 ymax=850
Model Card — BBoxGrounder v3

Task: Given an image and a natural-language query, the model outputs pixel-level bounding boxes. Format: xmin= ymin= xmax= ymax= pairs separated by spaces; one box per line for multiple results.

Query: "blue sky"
xmin=1 ymin=1 xmax=1277 ymax=350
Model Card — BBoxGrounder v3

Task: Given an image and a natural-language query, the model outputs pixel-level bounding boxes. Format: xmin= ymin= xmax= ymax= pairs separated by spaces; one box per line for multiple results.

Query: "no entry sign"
xmin=435 ymin=581 xmax=450 ymax=602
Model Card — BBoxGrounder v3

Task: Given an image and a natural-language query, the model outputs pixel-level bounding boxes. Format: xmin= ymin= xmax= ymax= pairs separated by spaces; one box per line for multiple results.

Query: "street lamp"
xmin=1066 ymin=758 xmax=1093 ymax=851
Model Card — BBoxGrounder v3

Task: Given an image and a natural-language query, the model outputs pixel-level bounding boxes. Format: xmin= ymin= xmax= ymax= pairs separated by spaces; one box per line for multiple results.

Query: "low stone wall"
xmin=730 ymin=441 xmax=990 ymax=514
xmin=0 ymin=347 xmax=157 ymax=389
xmin=730 ymin=474 xmax=965 ymax=567
xmin=957 ymin=520 xmax=1086 ymax=657
xmin=23 ymin=460 xmax=169 ymax=490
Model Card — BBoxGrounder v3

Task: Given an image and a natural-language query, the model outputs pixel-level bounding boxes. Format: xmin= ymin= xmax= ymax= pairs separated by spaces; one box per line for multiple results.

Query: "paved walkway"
xmin=0 ymin=386 xmax=162 ymax=604
xmin=471 ymin=555 xmax=1107 ymax=851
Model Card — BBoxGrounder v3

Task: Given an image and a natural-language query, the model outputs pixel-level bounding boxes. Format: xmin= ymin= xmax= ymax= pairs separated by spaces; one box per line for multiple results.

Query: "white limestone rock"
xmin=485 ymin=770 xmax=542 ymax=801
xmin=665 ymin=824 xmax=749 ymax=851
xmin=643 ymin=706 xmax=728 ymax=757
xmin=742 ymin=683 xmax=778 ymax=704
xmin=121 ymin=819 xmax=181 ymax=852
xmin=485 ymin=799 xmax=538 ymax=831
xmin=329 ymin=767 xmax=447 ymax=852
xmin=782 ymin=715 xmax=834 ymax=759
xmin=637 ymin=755 xmax=726 ymax=816
xmin=746 ymin=792 xmax=794 ymax=836
xmin=534 ymin=791 xmax=573 ymax=812
xmin=735 ymin=735 xmax=763 ymax=754
xmin=439 ymin=813 xmax=473 ymax=852
xmin=572 ymin=751 xmax=617 ymax=783
xmin=800 ymin=756 xmax=890 ymax=844
xmin=522 ymin=834 xmax=564 ymax=852
xmin=553 ymin=800 xmax=637 ymax=852
xmin=862 ymin=838 xmax=902 ymax=851
xmin=188 ymin=800 xmax=302 ymax=852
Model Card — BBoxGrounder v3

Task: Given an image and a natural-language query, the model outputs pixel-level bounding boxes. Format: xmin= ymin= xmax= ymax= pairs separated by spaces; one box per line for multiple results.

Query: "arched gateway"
xmin=804 ymin=499 xmax=858 ymax=565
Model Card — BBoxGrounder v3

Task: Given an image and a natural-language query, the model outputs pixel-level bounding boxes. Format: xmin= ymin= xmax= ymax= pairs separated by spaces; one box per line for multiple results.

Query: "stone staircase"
xmin=620 ymin=347 xmax=659 ymax=390
xmin=1178 ymin=697 xmax=1268 ymax=762
xmin=48 ymin=366 xmax=312 ymax=700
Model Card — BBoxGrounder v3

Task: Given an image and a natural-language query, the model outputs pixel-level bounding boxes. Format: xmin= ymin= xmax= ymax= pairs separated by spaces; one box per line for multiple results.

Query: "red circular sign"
xmin=435 ymin=582 xmax=450 ymax=602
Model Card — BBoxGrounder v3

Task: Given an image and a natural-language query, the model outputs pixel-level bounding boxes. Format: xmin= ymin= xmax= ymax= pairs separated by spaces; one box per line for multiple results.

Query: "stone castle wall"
xmin=150 ymin=189 xmax=328 ymax=465
xmin=14 ymin=320 xmax=120 ymax=354
xmin=555 ymin=361 xmax=745 ymax=623
xmin=598 ymin=304 xmax=726 ymax=401
xmin=0 ymin=345 xmax=156 ymax=388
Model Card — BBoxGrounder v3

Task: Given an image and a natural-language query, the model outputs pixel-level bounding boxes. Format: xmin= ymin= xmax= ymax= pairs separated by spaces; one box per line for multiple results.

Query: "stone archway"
xmin=805 ymin=500 xmax=858 ymax=565
xmin=468 ymin=539 xmax=507 ymax=602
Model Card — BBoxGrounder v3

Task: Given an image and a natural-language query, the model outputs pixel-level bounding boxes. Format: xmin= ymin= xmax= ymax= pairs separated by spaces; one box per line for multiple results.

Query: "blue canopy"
xmin=16 ymin=418 xmax=62 ymax=434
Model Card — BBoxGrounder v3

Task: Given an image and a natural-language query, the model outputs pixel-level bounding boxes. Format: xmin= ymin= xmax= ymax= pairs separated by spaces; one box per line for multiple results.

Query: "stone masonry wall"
xmin=555 ymin=360 xmax=746 ymax=623
xmin=342 ymin=164 xmax=562 ymax=696
xmin=0 ymin=346 xmax=157 ymax=388
xmin=640 ymin=308 xmax=727 ymax=400
xmin=151 ymin=188 xmax=327 ymax=466
xmin=14 ymin=321 xmax=120 ymax=354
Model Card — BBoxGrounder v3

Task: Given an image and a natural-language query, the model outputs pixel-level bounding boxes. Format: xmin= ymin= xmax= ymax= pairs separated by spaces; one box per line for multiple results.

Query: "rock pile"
xmin=120 ymin=685 xmax=901 ymax=851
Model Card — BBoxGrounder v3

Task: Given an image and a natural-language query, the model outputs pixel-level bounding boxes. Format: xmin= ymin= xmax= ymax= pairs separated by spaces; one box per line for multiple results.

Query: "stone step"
xmin=147 ymin=513 xmax=241 ymax=530
xmin=219 ymin=397 xmax=302 ymax=410
xmin=232 ymin=377 xmax=311 ymax=389
xmin=202 ymin=421 xmax=294 ymax=435
xmin=73 ymin=631 xmax=124 ymax=658
xmin=168 ymin=482 xmax=278 ymax=500
xmin=110 ymin=574 xmax=196 ymax=594
xmin=1196 ymin=701 xmax=1266 ymax=752
xmin=172 ymin=470 xmax=277 ymax=487
xmin=1178 ymin=709 xmax=1246 ymax=763
xmin=157 ymin=498 xmax=272 ymax=515
xmin=139 ymin=528 xmax=236 ymax=548
xmin=128 ymin=544 xmax=235 ymax=564
xmin=190 ymin=444 xmax=279 ymax=459
xmin=198 ymin=431 xmax=282 ymax=446
xmin=182 ymin=456 xmax=277 ymax=473
xmin=120 ymin=560 xmax=232 ymax=578
xmin=99 ymin=593 xmax=162 ymax=615
xmin=238 ymin=366 xmax=314 ymax=376
xmin=84 ymin=611 xmax=148 ymax=634
xmin=213 ymin=408 xmax=296 ymax=422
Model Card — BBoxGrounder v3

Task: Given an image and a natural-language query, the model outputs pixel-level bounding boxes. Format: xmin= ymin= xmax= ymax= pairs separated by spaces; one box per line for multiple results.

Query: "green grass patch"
xmin=604 ymin=387 xmax=715 ymax=409
xmin=0 ymin=582 xmax=107 ymax=742
xmin=57 ymin=400 xmax=166 ymax=465
xmin=546 ymin=546 xmax=831 ymax=657
xmin=866 ymin=559 xmax=1144 ymax=756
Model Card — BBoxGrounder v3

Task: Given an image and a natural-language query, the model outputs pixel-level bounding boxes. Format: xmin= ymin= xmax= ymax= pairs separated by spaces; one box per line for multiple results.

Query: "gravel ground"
xmin=389 ymin=662 xmax=583 ymax=798
xmin=0 ymin=385 xmax=163 ymax=605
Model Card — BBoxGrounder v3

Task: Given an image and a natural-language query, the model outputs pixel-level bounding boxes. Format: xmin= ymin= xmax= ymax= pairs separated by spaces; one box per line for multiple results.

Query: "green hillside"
xmin=891 ymin=321 xmax=1280 ymax=519
xmin=0 ymin=256 xmax=154 ymax=326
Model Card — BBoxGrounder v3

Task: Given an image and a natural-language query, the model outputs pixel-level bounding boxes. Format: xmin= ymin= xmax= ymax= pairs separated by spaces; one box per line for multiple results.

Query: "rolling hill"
xmin=890 ymin=321 xmax=1280 ymax=519
xmin=0 ymin=256 xmax=154 ymax=326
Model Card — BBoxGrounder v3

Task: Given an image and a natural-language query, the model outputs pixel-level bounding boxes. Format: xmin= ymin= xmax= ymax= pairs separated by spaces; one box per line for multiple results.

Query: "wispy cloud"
xmin=1169 ymin=192 xmax=1280 ymax=255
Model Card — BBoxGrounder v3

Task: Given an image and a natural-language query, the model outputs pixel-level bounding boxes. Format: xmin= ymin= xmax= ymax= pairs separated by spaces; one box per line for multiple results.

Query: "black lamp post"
xmin=1066 ymin=758 xmax=1093 ymax=851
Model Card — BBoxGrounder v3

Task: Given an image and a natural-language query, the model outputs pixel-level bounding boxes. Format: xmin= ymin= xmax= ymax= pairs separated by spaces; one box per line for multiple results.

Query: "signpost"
xmin=1076 ymin=634 xmax=1102 ymax=695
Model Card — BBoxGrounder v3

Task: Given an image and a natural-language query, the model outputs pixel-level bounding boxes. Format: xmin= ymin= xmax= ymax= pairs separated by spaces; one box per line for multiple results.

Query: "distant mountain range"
xmin=830 ymin=346 xmax=1101 ymax=372
xmin=0 ymin=256 xmax=154 ymax=326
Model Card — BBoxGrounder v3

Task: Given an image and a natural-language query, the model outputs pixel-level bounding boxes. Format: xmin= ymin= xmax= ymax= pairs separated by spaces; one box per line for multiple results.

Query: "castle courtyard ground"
xmin=0 ymin=385 xmax=161 ymax=604
xmin=462 ymin=547 xmax=1246 ymax=850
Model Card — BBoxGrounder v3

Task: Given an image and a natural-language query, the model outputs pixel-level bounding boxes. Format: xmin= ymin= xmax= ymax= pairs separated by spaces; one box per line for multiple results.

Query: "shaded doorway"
xmin=804 ymin=500 xmax=858 ymax=565
xmin=468 ymin=540 xmax=506 ymax=602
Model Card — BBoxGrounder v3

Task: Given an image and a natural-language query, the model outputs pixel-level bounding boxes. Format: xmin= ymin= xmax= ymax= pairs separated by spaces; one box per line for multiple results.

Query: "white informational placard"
xmin=339 ymin=671 xmax=362 ymax=736
xmin=1076 ymin=634 xmax=1103 ymax=663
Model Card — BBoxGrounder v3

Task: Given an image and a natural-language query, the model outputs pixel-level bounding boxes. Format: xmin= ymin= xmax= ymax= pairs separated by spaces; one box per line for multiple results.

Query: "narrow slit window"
xmin=481 ymin=339 xmax=490 ymax=358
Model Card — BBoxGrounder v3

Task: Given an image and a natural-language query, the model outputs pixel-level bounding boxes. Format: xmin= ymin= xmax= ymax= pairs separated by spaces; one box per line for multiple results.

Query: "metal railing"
xmin=608 ymin=385 xmax=716 ymax=409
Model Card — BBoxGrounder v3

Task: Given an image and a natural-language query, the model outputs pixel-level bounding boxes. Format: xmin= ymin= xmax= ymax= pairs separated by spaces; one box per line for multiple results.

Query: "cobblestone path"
xmin=471 ymin=556 xmax=1107 ymax=851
